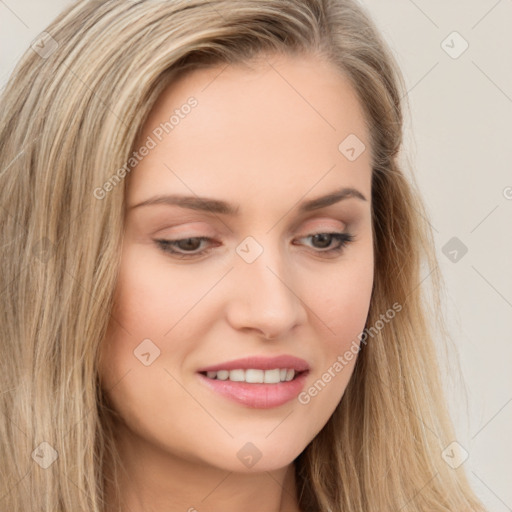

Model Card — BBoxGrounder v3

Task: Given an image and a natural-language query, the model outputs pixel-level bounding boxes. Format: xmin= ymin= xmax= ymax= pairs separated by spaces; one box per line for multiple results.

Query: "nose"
xmin=224 ymin=244 xmax=308 ymax=340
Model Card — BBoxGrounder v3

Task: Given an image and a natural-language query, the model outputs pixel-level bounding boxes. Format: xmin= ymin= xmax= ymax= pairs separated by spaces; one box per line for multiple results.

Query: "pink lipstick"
xmin=196 ymin=355 xmax=310 ymax=409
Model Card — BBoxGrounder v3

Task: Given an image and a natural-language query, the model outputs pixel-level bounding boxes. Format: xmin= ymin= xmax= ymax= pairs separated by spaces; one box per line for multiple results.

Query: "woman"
xmin=0 ymin=0 xmax=486 ymax=511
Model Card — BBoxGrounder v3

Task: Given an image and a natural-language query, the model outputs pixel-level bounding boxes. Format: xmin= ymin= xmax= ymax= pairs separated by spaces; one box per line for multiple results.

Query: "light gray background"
xmin=1 ymin=1 xmax=511 ymax=510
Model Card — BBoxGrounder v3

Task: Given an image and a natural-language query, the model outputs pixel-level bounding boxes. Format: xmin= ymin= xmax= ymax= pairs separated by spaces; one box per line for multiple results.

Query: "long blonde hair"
xmin=0 ymin=1 xmax=486 ymax=510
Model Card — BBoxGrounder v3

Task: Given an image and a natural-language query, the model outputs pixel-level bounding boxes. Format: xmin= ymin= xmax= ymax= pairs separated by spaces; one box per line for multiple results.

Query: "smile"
xmin=200 ymin=368 xmax=298 ymax=383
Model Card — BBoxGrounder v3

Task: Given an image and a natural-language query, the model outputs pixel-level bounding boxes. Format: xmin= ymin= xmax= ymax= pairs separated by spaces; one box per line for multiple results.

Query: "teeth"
xmin=229 ymin=369 xmax=245 ymax=382
xmin=203 ymin=368 xmax=297 ymax=383
xmin=263 ymin=368 xmax=281 ymax=383
xmin=245 ymin=369 xmax=264 ymax=383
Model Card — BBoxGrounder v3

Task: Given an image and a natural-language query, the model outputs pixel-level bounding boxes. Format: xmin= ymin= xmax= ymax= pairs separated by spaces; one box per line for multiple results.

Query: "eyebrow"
xmin=129 ymin=186 xmax=367 ymax=215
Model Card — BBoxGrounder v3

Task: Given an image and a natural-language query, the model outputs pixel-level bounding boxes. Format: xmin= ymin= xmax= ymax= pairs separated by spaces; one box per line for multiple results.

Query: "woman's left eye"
xmin=296 ymin=232 xmax=355 ymax=254
xmin=154 ymin=232 xmax=355 ymax=259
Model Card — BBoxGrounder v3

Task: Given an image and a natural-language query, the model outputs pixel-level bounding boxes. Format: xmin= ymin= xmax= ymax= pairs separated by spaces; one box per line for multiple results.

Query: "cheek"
xmin=108 ymin=245 xmax=212 ymax=340
xmin=97 ymin=252 xmax=207 ymax=452
xmin=296 ymin=251 xmax=373 ymax=425
xmin=98 ymin=247 xmax=169 ymax=391
xmin=311 ymin=247 xmax=374 ymax=352
xmin=98 ymin=244 xmax=218 ymax=394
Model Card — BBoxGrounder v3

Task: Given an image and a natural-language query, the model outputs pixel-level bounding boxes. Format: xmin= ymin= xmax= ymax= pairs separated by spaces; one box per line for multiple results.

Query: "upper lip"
xmin=197 ymin=355 xmax=310 ymax=373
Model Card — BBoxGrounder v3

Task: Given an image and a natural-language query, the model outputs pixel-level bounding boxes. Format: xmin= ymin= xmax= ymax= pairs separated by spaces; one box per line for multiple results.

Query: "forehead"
xmin=127 ymin=53 xmax=372 ymax=213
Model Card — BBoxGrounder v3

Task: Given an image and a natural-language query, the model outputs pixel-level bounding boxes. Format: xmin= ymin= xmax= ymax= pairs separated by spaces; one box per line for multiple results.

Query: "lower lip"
xmin=197 ymin=371 xmax=309 ymax=409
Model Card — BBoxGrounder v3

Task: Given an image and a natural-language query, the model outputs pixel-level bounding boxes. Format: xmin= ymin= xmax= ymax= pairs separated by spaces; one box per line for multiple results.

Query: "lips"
xmin=196 ymin=355 xmax=311 ymax=408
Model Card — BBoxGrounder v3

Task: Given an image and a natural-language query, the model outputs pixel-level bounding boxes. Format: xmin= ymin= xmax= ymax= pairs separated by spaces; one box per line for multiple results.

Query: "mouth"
xmin=196 ymin=355 xmax=311 ymax=408
xmin=198 ymin=368 xmax=308 ymax=384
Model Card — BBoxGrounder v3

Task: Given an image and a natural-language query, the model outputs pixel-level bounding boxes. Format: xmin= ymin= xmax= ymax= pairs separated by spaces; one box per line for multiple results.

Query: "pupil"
xmin=313 ymin=233 xmax=331 ymax=249
xmin=180 ymin=238 xmax=200 ymax=251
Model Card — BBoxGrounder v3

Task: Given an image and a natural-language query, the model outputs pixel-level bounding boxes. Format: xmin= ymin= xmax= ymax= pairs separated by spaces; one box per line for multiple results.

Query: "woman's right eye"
xmin=155 ymin=237 xmax=214 ymax=259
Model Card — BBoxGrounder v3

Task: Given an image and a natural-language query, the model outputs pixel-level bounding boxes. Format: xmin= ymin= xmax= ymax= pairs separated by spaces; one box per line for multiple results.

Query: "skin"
xmin=99 ymin=52 xmax=374 ymax=512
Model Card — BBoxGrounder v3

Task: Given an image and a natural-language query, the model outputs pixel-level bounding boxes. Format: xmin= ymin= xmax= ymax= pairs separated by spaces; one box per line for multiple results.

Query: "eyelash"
xmin=154 ymin=232 xmax=355 ymax=259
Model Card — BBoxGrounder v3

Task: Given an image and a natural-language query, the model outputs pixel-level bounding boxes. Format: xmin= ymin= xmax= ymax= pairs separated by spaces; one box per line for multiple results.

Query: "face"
xmin=99 ymin=52 xmax=374 ymax=473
